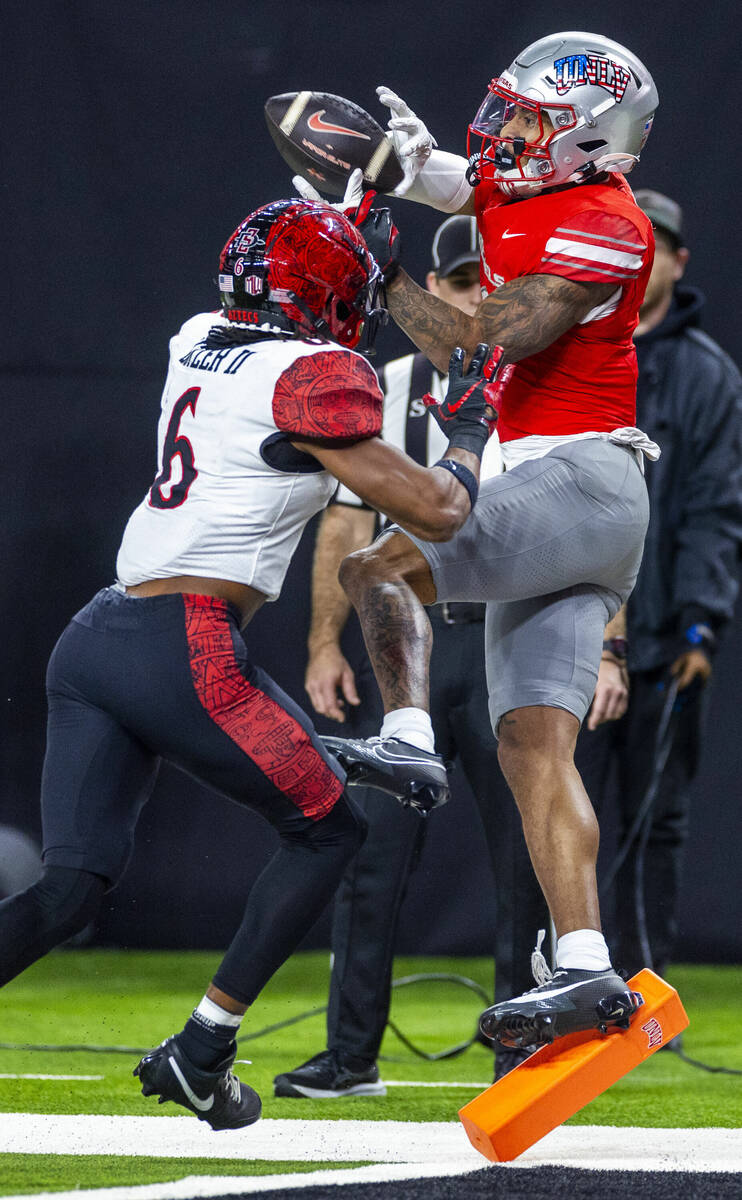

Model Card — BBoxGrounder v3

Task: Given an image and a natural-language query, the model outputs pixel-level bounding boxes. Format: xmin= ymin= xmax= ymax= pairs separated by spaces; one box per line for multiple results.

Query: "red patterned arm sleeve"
xmin=272 ymin=349 xmax=383 ymax=444
xmin=537 ymin=211 xmax=650 ymax=285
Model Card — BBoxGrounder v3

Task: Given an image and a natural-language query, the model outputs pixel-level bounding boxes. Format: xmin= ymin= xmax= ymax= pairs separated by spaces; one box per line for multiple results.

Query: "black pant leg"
xmin=213 ymin=791 xmax=367 ymax=1005
xmin=317 ymin=643 xmax=426 ymax=1059
xmin=430 ymin=616 xmax=549 ymax=1001
xmin=37 ymin=588 xmax=360 ymax=1010
xmin=611 ymin=672 xmax=701 ymax=974
xmin=326 ymin=788 xmax=425 ymax=1058
xmin=574 ymin=710 xmax=621 ymax=957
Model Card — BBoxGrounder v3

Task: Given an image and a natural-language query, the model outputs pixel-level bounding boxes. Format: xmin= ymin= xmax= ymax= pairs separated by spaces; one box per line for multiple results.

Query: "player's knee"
xmin=497 ymin=707 xmax=579 ymax=788
xmin=339 ymin=531 xmax=428 ymax=607
xmin=301 ymin=792 xmax=368 ymax=859
xmin=338 ymin=544 xmax=381 ymax=605
xmin=29 ymin=866 xmax=107 ymax=940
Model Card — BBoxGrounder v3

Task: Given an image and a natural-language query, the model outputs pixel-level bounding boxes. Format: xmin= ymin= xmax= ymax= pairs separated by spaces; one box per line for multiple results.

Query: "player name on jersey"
xmin=178 ymin=339 xmax=254 ymax=375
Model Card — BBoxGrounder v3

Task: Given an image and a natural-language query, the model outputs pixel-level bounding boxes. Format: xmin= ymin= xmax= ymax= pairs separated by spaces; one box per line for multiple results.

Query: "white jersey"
xmin=116 ymin=312 xmax=383 ymax=600
xmin=334 ymin=352 xmax=502 ymax=509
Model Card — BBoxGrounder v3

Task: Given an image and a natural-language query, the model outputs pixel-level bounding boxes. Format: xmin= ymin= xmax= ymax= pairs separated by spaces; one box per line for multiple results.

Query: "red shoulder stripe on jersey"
xmin=183 ymin=595 xmax=343 ymax=820
xmin=273 ymin=349 xmax=383 ymax=442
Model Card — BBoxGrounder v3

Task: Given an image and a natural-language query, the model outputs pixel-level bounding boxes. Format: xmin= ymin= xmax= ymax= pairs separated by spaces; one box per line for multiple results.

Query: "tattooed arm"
xmin=386 ymin=269 xmax=616 ymax=374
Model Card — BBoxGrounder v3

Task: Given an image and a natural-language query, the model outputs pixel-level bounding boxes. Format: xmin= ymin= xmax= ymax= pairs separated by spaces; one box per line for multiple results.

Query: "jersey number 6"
xmin=149 ymin=387 xmax=200 ymax=509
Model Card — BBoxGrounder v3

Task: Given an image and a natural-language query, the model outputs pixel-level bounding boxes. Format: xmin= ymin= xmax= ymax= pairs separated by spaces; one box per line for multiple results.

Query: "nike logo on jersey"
xmin=501 ymin=231 xmax=526 ymax=239
xmin=168 ymin=1056 xmax=214 ymax=1111
xmin=307 ymin=110 xmax=371 ymax=140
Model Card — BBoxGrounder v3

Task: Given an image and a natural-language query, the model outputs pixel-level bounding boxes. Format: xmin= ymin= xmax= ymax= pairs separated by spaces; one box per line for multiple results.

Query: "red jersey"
xmin=475 ymin=175 xmax=654 ymax=443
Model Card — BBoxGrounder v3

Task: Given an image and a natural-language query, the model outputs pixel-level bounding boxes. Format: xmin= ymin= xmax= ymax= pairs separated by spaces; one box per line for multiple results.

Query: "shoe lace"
xmin=223 ymin=1059 xmax=251 ymax=1103
xmin=222 ymin=1070 xmax=241 ymax=1102
xmin=530 ymin=928 xmax=554 ymax=988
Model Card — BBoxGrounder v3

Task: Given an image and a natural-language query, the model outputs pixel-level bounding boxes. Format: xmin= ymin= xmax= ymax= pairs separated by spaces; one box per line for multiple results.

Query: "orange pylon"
xmin=459 ymin=969 xmax=688 ymax=1162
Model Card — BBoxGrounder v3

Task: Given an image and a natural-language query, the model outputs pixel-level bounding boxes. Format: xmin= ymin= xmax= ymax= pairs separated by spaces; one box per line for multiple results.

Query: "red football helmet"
xmin=218 ymin=199 xmax=384 ymax=348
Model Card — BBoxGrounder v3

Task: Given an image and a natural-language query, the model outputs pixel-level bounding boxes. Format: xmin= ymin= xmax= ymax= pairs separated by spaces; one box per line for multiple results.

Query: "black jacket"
xmin=628 ymin=286 xmax=742 ymax=671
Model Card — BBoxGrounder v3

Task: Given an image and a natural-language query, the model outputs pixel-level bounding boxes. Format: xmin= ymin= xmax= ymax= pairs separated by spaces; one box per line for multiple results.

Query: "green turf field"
xmin=1 ymin=950 xmax=740 ymax=1194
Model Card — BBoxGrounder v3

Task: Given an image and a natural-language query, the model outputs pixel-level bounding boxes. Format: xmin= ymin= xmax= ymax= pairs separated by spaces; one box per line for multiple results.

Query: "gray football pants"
xmin=407 ymin=438 xmax=649 ymax=732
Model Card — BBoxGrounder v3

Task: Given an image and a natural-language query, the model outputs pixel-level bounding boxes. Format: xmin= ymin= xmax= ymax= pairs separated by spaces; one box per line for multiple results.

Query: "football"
xmin=264 ymin=91 xmax=405 ymax=197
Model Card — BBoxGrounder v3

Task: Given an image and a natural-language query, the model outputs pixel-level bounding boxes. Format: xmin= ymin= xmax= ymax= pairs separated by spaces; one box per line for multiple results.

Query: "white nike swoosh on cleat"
xmin=502 ymin=231 xmax=526 ymax=238
xmin=503 ymin=979 xmax=620 ymax=1004
xmin=354 ymin=746 xmax=444 ymax=771
xmin=168 ymin=1056 xmax=215 ymax=1111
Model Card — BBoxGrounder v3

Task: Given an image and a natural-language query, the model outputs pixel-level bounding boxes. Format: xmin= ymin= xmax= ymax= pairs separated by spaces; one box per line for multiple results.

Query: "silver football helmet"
xmin=467 ymin=32 xmax=658 ymax=197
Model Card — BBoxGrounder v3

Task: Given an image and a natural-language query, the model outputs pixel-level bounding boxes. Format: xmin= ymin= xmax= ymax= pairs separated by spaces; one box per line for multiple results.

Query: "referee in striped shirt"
xmin=274 ymin=217 xmax=549 ymax=1099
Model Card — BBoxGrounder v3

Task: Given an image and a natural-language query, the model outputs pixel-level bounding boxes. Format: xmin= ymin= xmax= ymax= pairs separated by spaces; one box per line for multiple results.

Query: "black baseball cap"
xmin=431 ymin=215 xmax=480 ymax=277
xmin=634 ymin=189 xmax=684 ymax=247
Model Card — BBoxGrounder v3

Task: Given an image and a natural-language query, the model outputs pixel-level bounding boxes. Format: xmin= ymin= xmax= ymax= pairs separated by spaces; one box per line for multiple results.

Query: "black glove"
xmin=423 ymin=344 xmax=505 ymax=458
xmin=345 ymin=190 xmax=401 ymax=283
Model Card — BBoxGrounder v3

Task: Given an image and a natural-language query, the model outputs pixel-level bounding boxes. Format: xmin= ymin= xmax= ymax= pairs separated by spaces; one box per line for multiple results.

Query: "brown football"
xmin=264 ymin=91 xmax=404 ymax=197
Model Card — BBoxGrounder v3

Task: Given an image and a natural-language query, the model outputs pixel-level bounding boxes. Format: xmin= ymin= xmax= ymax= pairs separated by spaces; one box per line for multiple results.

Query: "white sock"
xmin=194 ymin=995 xmax=244 ymax=1031
xmin=556 ymin=929 xmax=612 ymax=972
xmin=380 ymin=707 xmax=435 ymax=753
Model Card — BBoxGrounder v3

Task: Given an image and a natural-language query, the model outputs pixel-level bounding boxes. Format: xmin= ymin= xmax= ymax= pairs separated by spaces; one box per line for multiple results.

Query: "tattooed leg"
xmin=338 ymin=530 xmax=436 ymax=714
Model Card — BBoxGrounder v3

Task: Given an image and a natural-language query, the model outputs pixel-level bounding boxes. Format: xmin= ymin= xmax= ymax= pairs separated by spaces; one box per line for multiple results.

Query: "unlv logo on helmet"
xmin=553 ymin=53 xmax=631 ymax=102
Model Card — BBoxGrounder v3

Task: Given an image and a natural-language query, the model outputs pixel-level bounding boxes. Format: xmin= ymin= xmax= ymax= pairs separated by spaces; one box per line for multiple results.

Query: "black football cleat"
xmin=322 ymin=735 xmax=449 ymax=814
xmin=273 ymin=1049 xmax=386 ymax=1099
xmin=480 ymin=967 xmax=643 ymax=1049
xmin=134 ymin=1036 xmax=261 ymax=1130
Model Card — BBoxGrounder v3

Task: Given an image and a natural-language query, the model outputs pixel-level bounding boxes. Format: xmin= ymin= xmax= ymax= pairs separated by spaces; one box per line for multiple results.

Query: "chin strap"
xmin=286 ymin=291 xmax=332 ymax=340
xmin=571 ymin=152 xmax=640 ymax=182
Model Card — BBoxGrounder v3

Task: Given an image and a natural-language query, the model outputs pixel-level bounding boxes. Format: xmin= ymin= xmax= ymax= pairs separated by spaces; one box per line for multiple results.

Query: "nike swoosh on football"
xmin=307 ymin=110 xmax=371 ymax=140
xmin=502 ymin=232 xmax=526 ymax=239
xmin=169 ymin=1056 xmax=214 ymax=1111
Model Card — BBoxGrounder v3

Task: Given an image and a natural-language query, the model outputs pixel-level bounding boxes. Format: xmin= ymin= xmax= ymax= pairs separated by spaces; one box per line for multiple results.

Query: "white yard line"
xmin=1 ymin=1115 xmax=475 ymax=1165
xmin=0 ymin=1080 xmax=102 ymax=1089
xmin=383 ymin=1081 xmax=490 ymax=1088
xmin=1 ymin=1115 xmax=741 ymax=1182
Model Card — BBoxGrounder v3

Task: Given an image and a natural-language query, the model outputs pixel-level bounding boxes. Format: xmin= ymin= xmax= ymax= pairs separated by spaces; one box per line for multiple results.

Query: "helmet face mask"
xmin=468 ymin=81 xmax=578 ymax=194
xmin=467 ymin=32 xmax=658 ymax=198
xmin=218 ymin=199 xmax=385 ymax=348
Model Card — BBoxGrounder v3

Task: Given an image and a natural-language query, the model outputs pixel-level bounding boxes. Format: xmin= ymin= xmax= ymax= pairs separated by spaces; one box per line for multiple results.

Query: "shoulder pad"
xmin=272 ymin=349 xmax=383 ymax=442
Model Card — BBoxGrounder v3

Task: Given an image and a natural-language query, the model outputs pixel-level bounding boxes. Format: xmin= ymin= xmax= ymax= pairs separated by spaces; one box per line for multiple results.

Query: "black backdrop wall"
xmin=3 ymin=1 xmax=740 ymax=962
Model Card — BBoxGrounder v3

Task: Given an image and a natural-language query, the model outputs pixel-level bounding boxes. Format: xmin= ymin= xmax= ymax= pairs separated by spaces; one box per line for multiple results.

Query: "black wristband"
xmin=434 ymin=458 xmax=479 ymax=510
xmin=602 ymin=637 xmax=628 ymax=660
xmin=446 ymin=421 xmax=490 ymax=460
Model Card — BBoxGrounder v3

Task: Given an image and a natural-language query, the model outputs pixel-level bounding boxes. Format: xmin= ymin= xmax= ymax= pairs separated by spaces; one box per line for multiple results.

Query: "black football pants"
xmin=0 ymin=586 xmax=365 ymax=1002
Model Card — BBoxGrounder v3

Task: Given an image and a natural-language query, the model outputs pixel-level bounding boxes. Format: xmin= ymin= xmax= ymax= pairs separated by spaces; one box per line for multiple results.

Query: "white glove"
xmin=375 ymin=85 xmax=471 ymax=212
xmin=292 ymin=168 xmax=365 ymax=211
xmin=376 ymin=86 xmax=437 ymax=197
